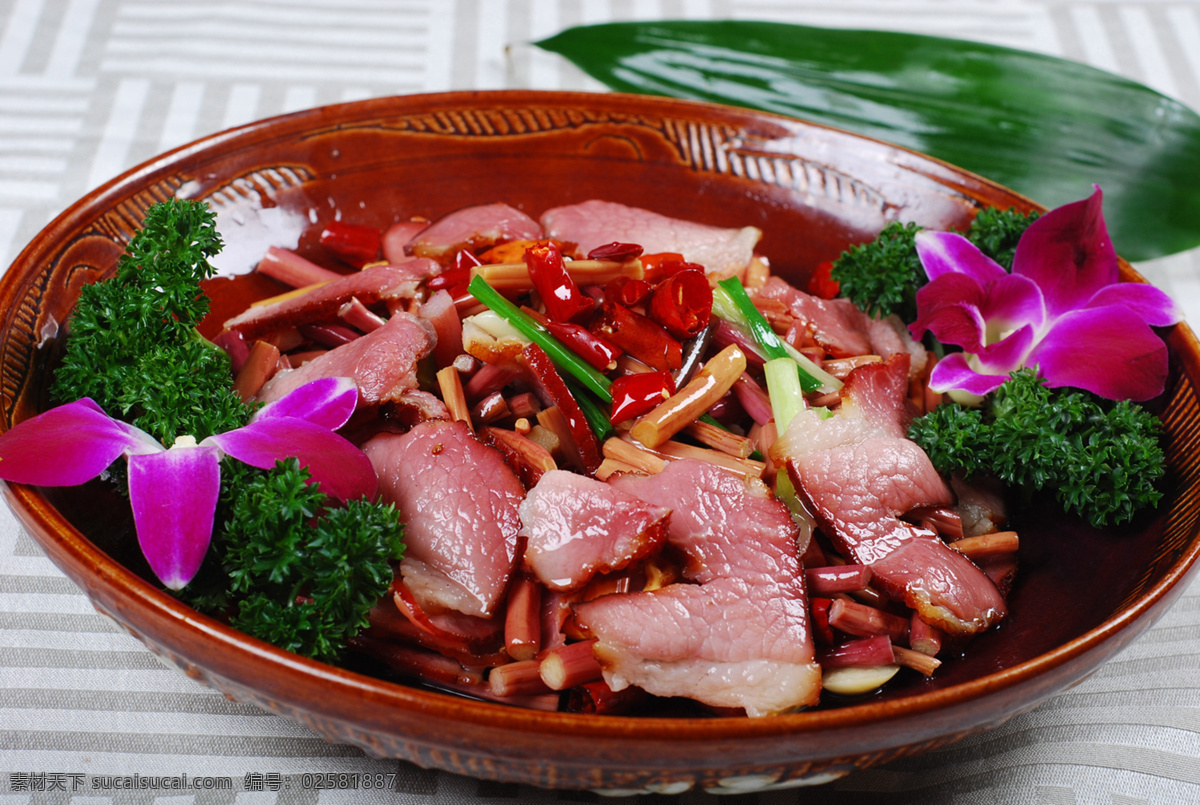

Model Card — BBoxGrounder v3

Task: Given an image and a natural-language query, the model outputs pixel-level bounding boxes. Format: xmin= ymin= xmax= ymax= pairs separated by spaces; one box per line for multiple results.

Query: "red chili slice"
xmin=587 ymin=241 xmax=644 ymax=262
xmin=427 ymin=266 xmax=474 ymax=292
xmin=546 ymin=321 xmax=623 ymax=371
xmin=319 ymin=221 xmax=381 ymax=265
xmin=648 ymin=268 xmax=712 ymax=339
xmin=590 ymin=300 xmax=682 ymax=373
xmin=525 ymin=241 xmax=594 ymax=323
xmin=807 ymin=260 xmax=840 ymax=299
xmin=605 ymin=276 xmax=654 ymax=308
xmin=521 ymin=343 xmax=603 ymax=474
xmin=641 ymin=253 xmax=704 ymax=284
xmin=455 ymin=247 xmax=483 ymax=272
xmin=609 ymin=371 xmax=677 ymax=424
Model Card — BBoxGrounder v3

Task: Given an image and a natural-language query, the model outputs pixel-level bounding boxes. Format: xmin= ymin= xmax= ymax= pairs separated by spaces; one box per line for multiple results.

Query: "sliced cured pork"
xmin=774 ymin=356 xmax=1007 ymax=635
xmin=520 ymin=470 xmax=670 ymax=592
xmin=756 ymin=276 xmax=928 ymax=377
xmin=573 ymin=459 xmax=820 ymax=717
xmin=407 ymin=202 xmax=542 ymax=263
xmin=223 ymin=260 xmax=438 ymax=340
xmin=363 ymin=420 xmax=525 ymax=619
xmin=540 ymin=200 xmax=762 ymax=280
xmin=256 ymin=312 xmax=436 ymax=407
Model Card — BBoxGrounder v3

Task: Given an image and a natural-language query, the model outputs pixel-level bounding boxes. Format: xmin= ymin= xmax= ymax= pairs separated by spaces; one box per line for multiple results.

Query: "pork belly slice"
xmin=574 ymin=459 xmax=820 ymax=716
xmin=775 ymin=357 xmax=1007 ymax=635
xmin=363 ymin=420 xmax=525 ymax=619
xmin=756 ymin=276 xmax=928 ymax=377
xmin=576 ymin=577 xmax=818 ymax=717
xmin=407 ymin=202 xmax=542 ymax=264
xmin=256 ymin=311 xmax=437 ymax=407
xmin=223 ymin=260 xmax=438 ymax=340
xmin=520 ymin=470 xmax=670 ymax=592
xmin=540 ymin=199 xmax=762 ymax=280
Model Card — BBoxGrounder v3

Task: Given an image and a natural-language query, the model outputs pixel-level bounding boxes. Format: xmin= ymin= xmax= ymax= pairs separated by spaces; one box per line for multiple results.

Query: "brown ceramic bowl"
xmin=2 ymin=90 xmax=1199 ymax=794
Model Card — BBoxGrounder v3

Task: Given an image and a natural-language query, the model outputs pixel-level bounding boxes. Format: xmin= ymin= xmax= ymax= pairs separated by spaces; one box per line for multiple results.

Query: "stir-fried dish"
xmin=0 ymin=191 xmax=1179 ymax=716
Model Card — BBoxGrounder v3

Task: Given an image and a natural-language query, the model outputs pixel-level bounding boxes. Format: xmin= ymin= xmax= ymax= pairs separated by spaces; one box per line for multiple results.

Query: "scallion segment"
xmin=764 ymin=357 xmax=806 ymax=433
xmin=468 ymin=275 xmax=613 ymax=402
xmin=714 ymin=278 xmax=830 ymax=394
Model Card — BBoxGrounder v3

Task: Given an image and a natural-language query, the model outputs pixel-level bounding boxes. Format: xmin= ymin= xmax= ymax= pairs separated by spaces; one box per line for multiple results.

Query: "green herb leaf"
xmin=51 ymin=198 xmax=247 ymax=443
xmin=908 ymin=370 xmax=1165 ymax=528
xmin=831 ymin=221 xmax=924 ymax=322
xmin=224 ymin=458 xmax=404 ymax=663
xmin=536 ymin=21 xmax=1200 ymax=260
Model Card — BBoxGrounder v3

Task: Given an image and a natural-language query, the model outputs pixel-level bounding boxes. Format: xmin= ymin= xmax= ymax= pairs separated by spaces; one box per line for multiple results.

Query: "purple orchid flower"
xmin=0 ymin=377 xmax=377 ymax=590
xmin=910 ymin=188 xmax=1182 ymax=402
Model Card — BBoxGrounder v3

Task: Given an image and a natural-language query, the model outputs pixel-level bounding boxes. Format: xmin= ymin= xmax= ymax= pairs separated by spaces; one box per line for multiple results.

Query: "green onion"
xmin=468 ymin=275 xmax=613 ymax=402
xmin=714 ymin=278 xmax=826 ymax=394
xmin=773 ymin=471 xmax=815 ymax=534
xmin=715 ymin=279 xmax=789 ymax=360
xmin=764 ymin=357 xmax=806 ymax=432
xmin=779 ymin=340 xmax=842 ymax=395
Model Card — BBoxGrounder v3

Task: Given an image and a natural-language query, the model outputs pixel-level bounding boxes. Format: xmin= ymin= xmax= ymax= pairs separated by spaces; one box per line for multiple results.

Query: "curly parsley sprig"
xmin=908 ymin=370 xmax=1165 ymax=529
xmin=225 ymin=459 xmax=404 ymax=664
xmin=829 ymin=208 xmax=1041 ymax=322
xmin=830 ymin=221 xmax=923 ymax=322
xmin=51 ymin=198 xmax=247 ymax=443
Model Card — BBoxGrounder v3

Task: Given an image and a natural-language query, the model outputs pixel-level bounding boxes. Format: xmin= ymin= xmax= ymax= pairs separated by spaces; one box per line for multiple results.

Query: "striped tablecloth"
xmin=1 ymin=2 xmax=1198 ymax=803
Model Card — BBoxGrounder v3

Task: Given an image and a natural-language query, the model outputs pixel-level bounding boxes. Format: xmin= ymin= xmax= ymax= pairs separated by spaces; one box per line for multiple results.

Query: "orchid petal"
xmin=252 ymin=376 xmax=359 ymax=430
xmin=911 ymin=273 xmax=989 ymax=345
xmin=1027 ymin=305 xmax=1170 ymax=401
xmin=0 ymin=398 xmax=162 ymax=486
xmin=978 ymin=273 xmax=1046 ymax=336
xmin=1084 ymin=282 xmax=1184 ymax=328
xmin=973 ymin=323 xmax=1038 ymax=374
xmin=928 ymin=353 xmax=1010 ymax=398
xmin=127 ymin=445 xmax=220 ymax=590
xmin=911 ymin=300 xmax=988 ymax=352
xmin=206 ymin=417 xmax=377 ymax=501
xmin=915 ymin=231 xmax=1008 ymax=284
xmin=1012 ymin=186 xmax=1119 ymax=318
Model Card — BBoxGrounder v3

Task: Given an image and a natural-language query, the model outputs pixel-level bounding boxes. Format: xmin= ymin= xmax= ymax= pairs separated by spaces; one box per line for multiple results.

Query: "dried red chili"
xmin=521 ymin=343 xmax=603 ymax=473
xmin=526 ymin=241 xmax=594 ymax=323
xmin=319 ymin=221 xmax=381 ymax=265
xmin=455 ymin=247 xmax=483 ymax=272
xmin=640 ymin=253 xmax=704 ymax=284
xmin=590 ymin=300 xmax=682 ymax=373
xmin=605 ymin=276 xmax=654 ymax=308
xmin=587 ymin=242 xmax=644 ymax=263
xmin=546 ymin=321 xmax=623 ymax=371
xmin=807 ymin=260 xmax=840 ymax=299
xmin=427 ymin=266 xmax=475 ymax=292
xmin=648 ymin=268 xmax=712 ymax=339
xmin=609 ymin=371 xmax=677 ymax=424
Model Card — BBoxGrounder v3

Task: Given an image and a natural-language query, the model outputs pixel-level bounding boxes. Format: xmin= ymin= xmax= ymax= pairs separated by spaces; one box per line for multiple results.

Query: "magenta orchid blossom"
xmin=0 ymin=377 xmax=377 ymax=589
xmin=910 ymin=188 xmax=1183 ymax=403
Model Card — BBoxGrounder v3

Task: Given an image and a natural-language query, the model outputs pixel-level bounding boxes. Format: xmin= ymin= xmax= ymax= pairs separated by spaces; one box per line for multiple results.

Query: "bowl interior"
xmin=3 ymin=90 xmax=1199 ymax=785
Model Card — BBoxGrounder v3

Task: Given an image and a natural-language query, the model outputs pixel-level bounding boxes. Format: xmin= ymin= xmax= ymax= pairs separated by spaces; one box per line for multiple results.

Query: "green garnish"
xmin=467 ymin=275 xmax=613 ymax=402
xmin=966 ymin=207 xmax=1042 ymax=270
xmin=52 ymin=199 xmax=248 ymax=443
xmin=908 ymin=369 xmax=1165 ymax=529
xmin=830 ymin=209 xmax=1041 ymax=322
xmin=224 ymin=458 xmax=405 ymax=664
xmin=830 ymin=221 xmax=924 ymax=322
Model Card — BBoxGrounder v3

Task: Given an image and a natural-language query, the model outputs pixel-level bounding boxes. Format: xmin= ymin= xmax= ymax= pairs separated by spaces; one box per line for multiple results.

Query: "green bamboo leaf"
xmin=535 ymin=21 xmax=1200 ymax=261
